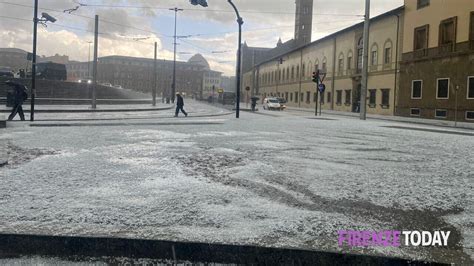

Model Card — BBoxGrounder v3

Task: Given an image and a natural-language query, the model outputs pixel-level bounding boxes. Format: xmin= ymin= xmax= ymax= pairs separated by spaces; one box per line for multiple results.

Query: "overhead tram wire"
xmin=0 ymin=2 xmax=363 ymax=43
xmin=0 ymin=2 xmax=365 ymax=57
xmin=0 ymin=1 xmax=173 ymax=40
xmin=66 ymin=2 xmax=364 ymax=17
xmin=0 ymin=15 xmax=163 ymax=49
xmin=0 ymin=15 xmax=363 ymax=57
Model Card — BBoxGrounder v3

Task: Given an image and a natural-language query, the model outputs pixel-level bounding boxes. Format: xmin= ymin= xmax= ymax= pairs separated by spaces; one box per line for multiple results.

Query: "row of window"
xmin=414 ymin=11 xmax=474 ymax=54
xmin=335 ymin=89 xmax=391 ymax=107
xmin=411 ymin=108 xmax=474 ymax=120
xmin=263 ymin=88 xmax=391 ymax=107
xmin=411 ymin=77 xmax=474 ymax=99
xmin=260 ymin=38 xmax=394 ymax=86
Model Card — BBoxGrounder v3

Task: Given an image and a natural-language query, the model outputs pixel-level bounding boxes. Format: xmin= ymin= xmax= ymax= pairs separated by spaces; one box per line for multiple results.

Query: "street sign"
xmin=318 ymin=69 xmax=327 ymax=83
xmin=318 ymin=83 xmax=326 ymax=93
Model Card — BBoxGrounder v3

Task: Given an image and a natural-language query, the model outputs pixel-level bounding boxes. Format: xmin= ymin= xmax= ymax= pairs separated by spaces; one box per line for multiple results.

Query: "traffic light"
xmin=190 ymin=0 xmax=208 ymax=7
xmin=312 ymin=71 xmax=319 ymax=84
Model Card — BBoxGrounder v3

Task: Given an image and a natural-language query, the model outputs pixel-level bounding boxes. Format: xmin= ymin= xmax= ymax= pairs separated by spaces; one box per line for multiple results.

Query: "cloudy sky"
xmin=0 ymin=0 xmax=403 ymax=76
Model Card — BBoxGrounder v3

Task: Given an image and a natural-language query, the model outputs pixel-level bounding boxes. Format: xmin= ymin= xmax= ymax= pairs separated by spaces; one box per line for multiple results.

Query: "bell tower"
xmin=294 ymin=0 xmax=313 ymax=46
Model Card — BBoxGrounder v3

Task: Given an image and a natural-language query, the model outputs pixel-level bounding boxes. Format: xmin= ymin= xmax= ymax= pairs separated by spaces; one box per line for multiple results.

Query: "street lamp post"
xmin=31 ymin=0 xmax=39 ymax=122
xmin=190 ymin=0 xmax=243 ymax=118
xmin=360 ymin=0 xmax=370 ymax=120
xmin=170 ymin=7 xmax=183 ymax=104
xmin=31 ymin=1 xmax=56 ymax=121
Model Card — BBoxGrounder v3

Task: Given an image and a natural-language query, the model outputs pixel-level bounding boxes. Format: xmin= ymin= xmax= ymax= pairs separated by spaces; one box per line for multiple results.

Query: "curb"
xmin=0 ymin=106 xmax=174 ymax=113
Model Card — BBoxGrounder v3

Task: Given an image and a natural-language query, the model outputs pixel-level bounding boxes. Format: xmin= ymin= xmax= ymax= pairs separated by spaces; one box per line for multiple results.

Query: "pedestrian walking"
xmin=175 ymin=93 xmax=188 ymax=117
xmin=6 ymin=81 xmax=28 ymax=121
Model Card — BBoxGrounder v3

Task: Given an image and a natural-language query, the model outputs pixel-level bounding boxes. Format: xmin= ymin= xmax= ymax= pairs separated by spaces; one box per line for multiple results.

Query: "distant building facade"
xmin=0 ymin=48 xmax=31 ymax=72
xmin=397 ymin=0 xmax=474 ymax=122
xmin=221 ymin=76 xmax=236 ymax=92
xmin=39 ymin=54 xmax=69 ymax=65
xmin=66 ymin=54 xmax=221 ymax=99
xmin=241 ymin=0 xmax=313 ymax=98
xmin=66 ymin=61 xmax=91 ymax=81
xmin=252 ymin=7 xmax=404 ymax=116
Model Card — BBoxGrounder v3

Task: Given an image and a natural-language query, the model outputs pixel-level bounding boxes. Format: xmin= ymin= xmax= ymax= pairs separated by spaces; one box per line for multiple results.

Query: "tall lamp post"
xmin=360 ymin=0 xmax=370 ymax=120
xmin=190 ymin=0 xmax=243 ymax=119
xmin=170 ymin=7 xmax=183 ymax=103
xmin=31 ymin=1 xmax=56 ymax=121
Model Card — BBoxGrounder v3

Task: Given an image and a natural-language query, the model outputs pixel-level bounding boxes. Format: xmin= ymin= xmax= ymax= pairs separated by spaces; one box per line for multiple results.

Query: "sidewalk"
xmin=0 ymin=103 xmax=173 ymax=113
xmin=1 ymin=101 xmax=233 ymax=122
xmin=287 ymin=107 xmax=474 ymax=130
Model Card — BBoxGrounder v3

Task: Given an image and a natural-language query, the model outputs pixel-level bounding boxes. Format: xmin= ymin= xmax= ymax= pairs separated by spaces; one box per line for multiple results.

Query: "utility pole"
xmin=30 ymin=2 xmax=56 ymax=121
xmin=153 ymin=42 xmax=157 ymax=106
xmin=30 ymin=0 xmax=39 ymax=121
xmin=92 ymin=15 xmax=99 ymax=109
xmin=227 ymin=0 xmax=243 ymax=119
xmin=87 ymin=41 xmax=93 ymax=78
xmin=360 ymin=0 xmax=370 ymax=120
xmin=170 ymin=7 xmax=183 ymax=104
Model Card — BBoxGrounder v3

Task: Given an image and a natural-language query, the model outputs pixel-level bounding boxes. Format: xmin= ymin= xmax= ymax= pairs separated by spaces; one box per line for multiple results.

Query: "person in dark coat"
xmin=6 ymin=81 xmax=28 ymax=121
xmin=175 ymin=93 xmax=188 ymax=117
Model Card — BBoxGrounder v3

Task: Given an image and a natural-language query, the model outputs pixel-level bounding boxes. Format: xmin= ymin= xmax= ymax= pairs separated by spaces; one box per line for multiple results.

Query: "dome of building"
xmin=188 ymin=53 xmax=210 ymax=70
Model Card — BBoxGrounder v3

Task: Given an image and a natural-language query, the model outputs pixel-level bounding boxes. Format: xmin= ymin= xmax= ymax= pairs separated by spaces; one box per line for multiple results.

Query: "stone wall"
xmin=0 ymin=77 xmax=150 ymax=101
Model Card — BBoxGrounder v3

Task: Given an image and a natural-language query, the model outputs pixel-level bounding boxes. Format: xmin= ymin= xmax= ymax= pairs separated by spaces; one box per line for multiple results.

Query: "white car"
xmin=263 ymin=98 xmax=283 ymax=110
xmin=102 ymin=83 xmax=113 ymax=87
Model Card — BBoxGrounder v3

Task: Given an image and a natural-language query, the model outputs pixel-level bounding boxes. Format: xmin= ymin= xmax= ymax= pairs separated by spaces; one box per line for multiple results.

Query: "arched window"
xmin=279 ymin=69 xmax=282 ymax=81
xmin=371 ymin=43 xmax=378 ymax=66
xmin=338 ymin=53 xmax=344 ymax=73
xmin=296 ymin=65 xmax=300 ymax=78
xmin=286 ymin=68 xmax=290 ymax=81
xmin=322 ymin=57 xmax=327 ymax=71
xmin=302 ymin=63 xmax=306 ymax=77
xmin=308 ymin=60 xmax=312 ymax=76
xmin=357 ymin=37 xmax=363 ymax=70
xmin=282 ymin=68 xmax=285 ymax=81
xmin=314 ymin=59 xmax=319 ymax=72
xmin=347 ymin=50 xmax=353 ymax=70
xmin=291 ymin=66 xmax=295 ymax=79
xmin=383 ymin=39 xmax=393 ymax=65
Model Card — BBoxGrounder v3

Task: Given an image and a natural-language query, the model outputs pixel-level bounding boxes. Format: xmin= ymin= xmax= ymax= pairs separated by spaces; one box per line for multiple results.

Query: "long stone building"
xmin=247 ymin=7 xmax=403 ymax=116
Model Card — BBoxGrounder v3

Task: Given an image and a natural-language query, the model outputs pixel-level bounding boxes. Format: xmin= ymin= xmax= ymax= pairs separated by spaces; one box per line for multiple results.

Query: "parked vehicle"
xmin=218 ymin=92 xmax=235 ymax=105
xmin=263 ymin=98 xmax=284 ymax=110
xmin=276 ymin=97 xmax=287 ymax=110
xmin=0 ymin=70 xmax=14 ymax=78
xmin=102 ymin=83 xmax=112 ymax=87
xmin=35 ymin=62 xmax=67 ymax=80
xmin=113 ymin=84 xmax=123 ymax=89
